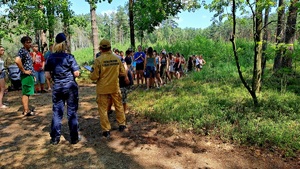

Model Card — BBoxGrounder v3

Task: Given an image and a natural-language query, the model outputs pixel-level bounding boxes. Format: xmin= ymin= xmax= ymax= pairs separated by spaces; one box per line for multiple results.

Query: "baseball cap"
xmin=55 ymin=33 xmax=66 ymax=43
xmin=99 ymin=39 xmax=111 ymax=49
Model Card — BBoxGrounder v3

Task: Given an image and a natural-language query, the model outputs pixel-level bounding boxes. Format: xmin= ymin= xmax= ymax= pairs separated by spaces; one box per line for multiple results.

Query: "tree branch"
xmin=261 ymin=20 xmax=276 ymax=31
xmin=246 ymin=0 xmax=256 ymax=17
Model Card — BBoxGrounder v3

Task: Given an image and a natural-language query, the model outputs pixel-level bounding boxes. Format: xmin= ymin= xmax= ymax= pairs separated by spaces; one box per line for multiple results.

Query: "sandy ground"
xmin=0 ymin=85 xmax=299 ymax=169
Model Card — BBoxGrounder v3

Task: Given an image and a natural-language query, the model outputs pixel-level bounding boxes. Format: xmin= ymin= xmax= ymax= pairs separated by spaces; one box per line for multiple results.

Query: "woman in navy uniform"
xmin=45 ymin=33 xmax=80 ymax=145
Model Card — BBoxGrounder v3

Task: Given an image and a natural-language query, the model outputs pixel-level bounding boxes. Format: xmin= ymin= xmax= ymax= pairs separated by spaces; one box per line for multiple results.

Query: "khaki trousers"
xmin=97 ymin=92 xmax=126 ymax=132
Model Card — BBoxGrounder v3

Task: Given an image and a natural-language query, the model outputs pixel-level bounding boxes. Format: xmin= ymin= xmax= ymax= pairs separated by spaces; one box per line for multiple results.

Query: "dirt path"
xmin=0 ymin=86 xmax=299 ymax=169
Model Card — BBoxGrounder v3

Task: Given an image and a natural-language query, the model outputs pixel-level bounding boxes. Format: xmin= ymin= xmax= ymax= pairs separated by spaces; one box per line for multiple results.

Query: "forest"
xmin=1 ymin=0 xmax=300 ymax=163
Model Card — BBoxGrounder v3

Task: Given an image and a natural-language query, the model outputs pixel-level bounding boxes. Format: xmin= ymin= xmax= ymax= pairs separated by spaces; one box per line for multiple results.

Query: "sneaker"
xmin=0 ymin=105 xmax=8 ymax=109
xmin=50 ymin=139 xmax=60 ymax=145
xmin=22 ymin=110 xmax=34 ymax=116
xmin=119 ymin=125 xmax=126 ymax=132
xmin=41 ymin=89 xmax=48 ymax=93
xmin=25 ymin=111 xmax=35 ymax=116
xmin=71 ymin=136 xmax=81 ymax=144
xmin=102 ymin=131 xmax=111 ymax=138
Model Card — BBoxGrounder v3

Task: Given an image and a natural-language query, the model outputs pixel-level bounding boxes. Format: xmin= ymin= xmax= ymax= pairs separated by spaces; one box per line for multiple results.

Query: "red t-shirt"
xmin=30 ymin=51 xmax=45 ymax=71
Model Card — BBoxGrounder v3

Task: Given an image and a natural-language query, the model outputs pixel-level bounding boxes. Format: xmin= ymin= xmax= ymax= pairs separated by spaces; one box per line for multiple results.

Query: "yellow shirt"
xmin=89 ymin=51 xmax=126 ymax=94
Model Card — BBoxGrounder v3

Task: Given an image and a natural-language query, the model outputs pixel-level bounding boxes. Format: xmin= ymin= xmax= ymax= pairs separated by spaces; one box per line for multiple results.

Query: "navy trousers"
xmin=50 ymin=81 xmax=79 ymax=141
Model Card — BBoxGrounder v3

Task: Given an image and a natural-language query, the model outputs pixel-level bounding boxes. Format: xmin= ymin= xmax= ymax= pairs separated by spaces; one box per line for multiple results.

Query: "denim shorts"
xmin=144 ymin=66 xmax=155 ymax=78
xmin=0 ymin=71 xmax=5 ymax=79
xmin=34 ymin=71 xmax=46 ymax=84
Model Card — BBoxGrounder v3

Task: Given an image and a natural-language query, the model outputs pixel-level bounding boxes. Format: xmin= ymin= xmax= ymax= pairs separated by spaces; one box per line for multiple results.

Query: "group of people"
xmin=116 ymin=45 xmax=206 ymax=90
xmin=1 ymin=33 xmax=206 ymax=145
xmin=8 ymin=33 xmax=81 ymax=145
xmin=12 ymin=33 xmax=129 ymax=145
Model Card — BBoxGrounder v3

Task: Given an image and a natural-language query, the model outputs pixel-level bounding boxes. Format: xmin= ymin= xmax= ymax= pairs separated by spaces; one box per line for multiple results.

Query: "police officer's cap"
xmin=100 ymin=39 xmax=111 ymax=49
xmin=55 ymin=33 xmax=66 ymax=43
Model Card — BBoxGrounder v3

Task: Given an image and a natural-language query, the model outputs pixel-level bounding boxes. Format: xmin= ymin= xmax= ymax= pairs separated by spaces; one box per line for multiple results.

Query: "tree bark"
xmin=231 ymin=0 xmax=258 ymax=106
xmin=41 ymin=30 xmax=47 ymax=52
xmin=90 ymin=2 xmax=99 ymax=59
xmin=63 ymin=23 xmax=71 ymax=53
xmin=282 ymin=0 xmax=298 ymax=68
xmin=273 ymin=0 xmax=285 ymax=70
xmin=129 ymin=0 xmax=135 ymax=50
xmin=261 ymin=7 xmax=270 ymax=78
xmin=47 ymin=0 xmax=55 ymax=43
xmin=252 ymin=0 xmax=263 ymax=94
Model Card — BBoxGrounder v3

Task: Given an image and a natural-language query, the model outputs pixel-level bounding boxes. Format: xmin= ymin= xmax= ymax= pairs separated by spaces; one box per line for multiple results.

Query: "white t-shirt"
xmin=0 ymin=59 xmax=4 ymax=71
xmin=195 ymin=58 xmax=200 ymax=66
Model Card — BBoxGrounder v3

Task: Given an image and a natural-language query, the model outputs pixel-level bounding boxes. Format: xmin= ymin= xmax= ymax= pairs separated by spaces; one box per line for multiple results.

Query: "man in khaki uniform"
xmin=90 ymin=39 xmax=128 ymax=138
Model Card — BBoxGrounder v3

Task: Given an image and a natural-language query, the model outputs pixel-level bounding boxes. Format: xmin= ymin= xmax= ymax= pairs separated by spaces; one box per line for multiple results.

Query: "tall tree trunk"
xmin=35 ymin=30 xmax=45 ymax=52
xmin=47 ymin=0 xmax=55 ymax=43
xmin=140 ymin=30 xmax=143 ymax=47
xmin=63 ymin=23 xmax=71 ymax=53
xmin=252 ymin=0 xmax=263 ymax=94
xmin=261 ymin=7 xmax=270 ymax=78
xmin=36 ymin=1 xmax=44 ymax=52
xmin=282 ymin=0 xmax=298 ymax=68
xmin=61 ymin=0 xmax=71 ymax=53
xmin=35 ymin=29 xmax=40 ymax=47
xmin=41 ymin=30 xmax=47 ymax=52
xmin=231 ymin=0 xmax=258 ymax=106
xmin=129 ymin=0 xmax=135 ymax=50
xmin=90 ymin=2 xmax=99 ymax=59
xmin=273 ymin=0 xmax=285 ymax=70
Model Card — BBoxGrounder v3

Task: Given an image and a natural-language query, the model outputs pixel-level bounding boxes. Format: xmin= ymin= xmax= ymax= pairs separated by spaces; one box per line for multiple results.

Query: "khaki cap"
xmin=99 ymin=39 xmax=111 ymax=49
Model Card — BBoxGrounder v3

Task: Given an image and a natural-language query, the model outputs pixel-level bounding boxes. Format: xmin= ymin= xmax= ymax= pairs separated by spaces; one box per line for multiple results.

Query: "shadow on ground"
xmin=0 ymin=87 xmax=299 ymax=169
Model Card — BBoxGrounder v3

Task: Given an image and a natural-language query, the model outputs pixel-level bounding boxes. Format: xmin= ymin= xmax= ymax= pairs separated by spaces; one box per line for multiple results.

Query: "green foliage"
xmin=72 ymin=47 xmax=93 ymax=65
xmin=133 ymin=0 xmax=200 ymax=34
xmin=125 ymin=37 xmax=300 ymax=157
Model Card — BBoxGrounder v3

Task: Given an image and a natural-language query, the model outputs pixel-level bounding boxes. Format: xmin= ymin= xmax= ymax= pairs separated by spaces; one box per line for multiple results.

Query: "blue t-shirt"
xmin=44 ymin=53 xmax=80 ymax=83
xmin=134 ymin=52 xmax=145 ymax=64
xmin=17 ymin=48 xmax=34 ymax=75
xmin=44 ymin=50 xmax=52 ymax=61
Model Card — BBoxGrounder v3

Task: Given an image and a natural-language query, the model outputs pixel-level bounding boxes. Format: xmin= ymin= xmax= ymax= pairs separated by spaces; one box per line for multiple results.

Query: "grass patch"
xmin=128 ymin=72 xmax=300 ymax=156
